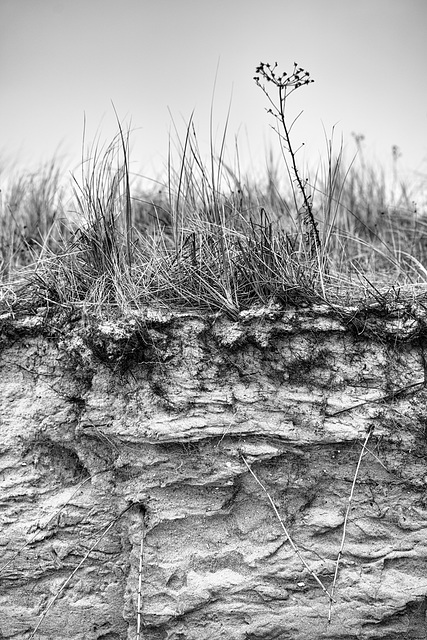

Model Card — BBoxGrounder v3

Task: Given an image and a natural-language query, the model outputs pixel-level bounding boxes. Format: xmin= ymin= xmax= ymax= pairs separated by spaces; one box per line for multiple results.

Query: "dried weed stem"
xmin=328 ymin=426 xmax=373 ymax=622
xmin=136 ymin=523 xmax=145 ymax=640
xmin=241 ymin=454 xmax=332 ymax=601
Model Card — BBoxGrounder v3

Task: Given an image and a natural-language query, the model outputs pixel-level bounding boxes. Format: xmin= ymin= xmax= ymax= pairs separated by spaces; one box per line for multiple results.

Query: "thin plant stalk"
xmin=241 ymin=454 xmax=332 ymax=601
xmin=254 ymin=62 xmax=321 ymax=255
xmin=136 ymin=525 xmax=145 ymax=640
xmin=328 ymin=426 xmax=373 ymax=623
xmin=0 ymin=469 xmax=111 ymax=577
xmin=29 ymin=505 xmax=133 ymax=639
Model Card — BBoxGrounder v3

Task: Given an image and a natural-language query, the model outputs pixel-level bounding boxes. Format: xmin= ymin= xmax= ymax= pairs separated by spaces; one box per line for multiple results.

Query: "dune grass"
xmin=1 ymin=63 xmax=426 ymax=321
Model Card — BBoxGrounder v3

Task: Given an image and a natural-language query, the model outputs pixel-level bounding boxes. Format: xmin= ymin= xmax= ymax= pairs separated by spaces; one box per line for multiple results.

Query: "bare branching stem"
xmin=254 ymin=62 xmax=321 ymax=256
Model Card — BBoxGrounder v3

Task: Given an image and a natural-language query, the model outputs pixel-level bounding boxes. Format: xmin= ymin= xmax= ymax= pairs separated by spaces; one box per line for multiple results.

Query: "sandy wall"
xmin=1 ymin=304 xmax=427 ymax=639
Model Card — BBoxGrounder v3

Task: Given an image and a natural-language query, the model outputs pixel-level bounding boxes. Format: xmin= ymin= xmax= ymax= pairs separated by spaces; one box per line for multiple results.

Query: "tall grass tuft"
xmin=1 ymin=62 xmax=427 ymax=318
xmin=0 ymin=160 xmax=71 ymax=280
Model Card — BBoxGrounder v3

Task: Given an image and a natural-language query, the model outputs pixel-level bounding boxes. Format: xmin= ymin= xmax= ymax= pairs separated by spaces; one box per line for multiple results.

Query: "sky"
xmin=1 ymin=0 xmax=426 ymax=190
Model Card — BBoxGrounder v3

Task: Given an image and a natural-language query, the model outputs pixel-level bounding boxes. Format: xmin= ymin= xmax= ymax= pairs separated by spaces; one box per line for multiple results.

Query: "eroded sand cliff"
xmin=1 ymin=303 xmax=427 ymax=639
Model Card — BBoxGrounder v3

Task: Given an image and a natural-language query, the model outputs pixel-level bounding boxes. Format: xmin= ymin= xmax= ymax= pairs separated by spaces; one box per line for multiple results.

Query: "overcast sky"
xmin=1 ymin=0 xmax=426 ymax=188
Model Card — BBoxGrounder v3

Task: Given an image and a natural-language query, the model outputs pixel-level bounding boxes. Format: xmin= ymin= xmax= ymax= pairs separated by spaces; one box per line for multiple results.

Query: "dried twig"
xmin=29 ymin=504 xmax=133 ymax=639
xmin=241 ymin=454 xmax=332 ymax=600
xmin=136 ymin=522 xmax=145 ymax=640
xmin=0 ymin=469 xmax=112 ymax=577
xmin=326 ymin=379 xmax=424 ymax=417
xmin=328 ymin=426 xmax=373 ymax=622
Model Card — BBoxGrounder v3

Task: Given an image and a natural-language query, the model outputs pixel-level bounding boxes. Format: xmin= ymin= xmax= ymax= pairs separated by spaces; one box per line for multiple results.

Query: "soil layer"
xmin=1 ymin=304 xmax=427 ymax=639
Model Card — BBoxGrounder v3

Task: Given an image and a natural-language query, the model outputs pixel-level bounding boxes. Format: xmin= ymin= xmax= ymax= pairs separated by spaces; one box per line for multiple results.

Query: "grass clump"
xmin=1 ymin=61 xmax=427 ymax=320
xmin=0 ymin=160 xmax=71 ymax=280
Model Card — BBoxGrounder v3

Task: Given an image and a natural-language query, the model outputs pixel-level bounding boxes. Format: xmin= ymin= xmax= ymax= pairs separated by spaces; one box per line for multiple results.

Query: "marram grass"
xmin=1 ymin=62 xmax=426 ymax=321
